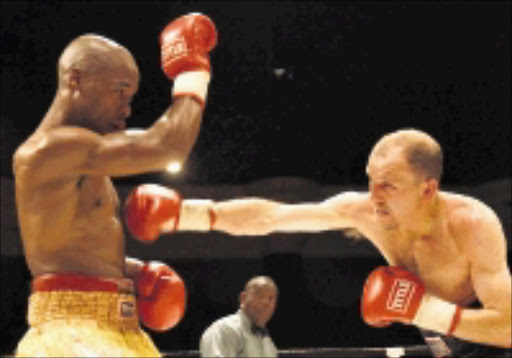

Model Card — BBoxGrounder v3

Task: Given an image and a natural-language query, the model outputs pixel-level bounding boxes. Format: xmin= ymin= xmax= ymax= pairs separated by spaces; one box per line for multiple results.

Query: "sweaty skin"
xmin=13 ymin=34 xmax=204 ymax=279
xmin=210 ymin=145 xmax=511 ymax=348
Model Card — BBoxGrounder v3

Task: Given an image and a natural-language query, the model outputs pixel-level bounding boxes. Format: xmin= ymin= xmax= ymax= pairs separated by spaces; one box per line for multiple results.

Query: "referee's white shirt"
xmin=199 ymin=309 xmax=278 ymax=357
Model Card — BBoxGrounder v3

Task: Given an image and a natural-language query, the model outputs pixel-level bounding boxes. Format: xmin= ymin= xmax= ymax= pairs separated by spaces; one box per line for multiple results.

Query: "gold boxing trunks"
xmin=15 ymin=274 xmax=161 ymax=357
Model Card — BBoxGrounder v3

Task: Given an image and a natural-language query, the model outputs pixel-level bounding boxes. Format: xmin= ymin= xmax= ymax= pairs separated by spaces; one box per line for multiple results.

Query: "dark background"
xmin=2 ymin=0 xmax=510 ymax=186
xmin=1 ymin=0 xmax=510 ymax=354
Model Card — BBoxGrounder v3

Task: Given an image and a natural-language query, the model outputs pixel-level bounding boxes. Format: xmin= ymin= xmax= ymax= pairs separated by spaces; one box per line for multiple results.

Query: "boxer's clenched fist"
xmin=123 ymin=184 xmax=215 ymax=243
xmin=160 ymin=13 xmax=217 ymax=78
xmin=136 ymin=261 xmax=187 ymax=331
xmin=361 ymin=266 xmax=462 ymax=335
xmin=160 ymin=13 xmax=217 ymax=106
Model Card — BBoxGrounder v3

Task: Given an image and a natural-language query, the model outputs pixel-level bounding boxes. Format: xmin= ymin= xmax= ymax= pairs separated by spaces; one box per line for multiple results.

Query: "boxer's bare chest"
xmin=377 ymin=229 xmax=475 ymax=303
xmin=75 ymin=175 xmax=119 ymax=217
xmin=55 ymin=175 xmax=125 ymax=275
xmin=17 ymin=173 xmax=125 ymax=276
xmin=72 ymin=175 xmax=124 ymax=248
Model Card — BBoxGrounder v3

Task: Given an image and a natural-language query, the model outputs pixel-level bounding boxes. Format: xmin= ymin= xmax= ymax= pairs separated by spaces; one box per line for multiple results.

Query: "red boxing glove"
xmin=361 ymin=266 xmax=462 ymax=335
xmin=160 ymin=13 xmax=217 ymax=107
xmin=123 ymin=184 xmax=182 ymax=243
xmin=160 ymin=13 xmax=217 ymax=78
xmin=124 ymin=184 xmax=215 ymax=243
xmin=136 ymin=261 xmax=187 ymax=331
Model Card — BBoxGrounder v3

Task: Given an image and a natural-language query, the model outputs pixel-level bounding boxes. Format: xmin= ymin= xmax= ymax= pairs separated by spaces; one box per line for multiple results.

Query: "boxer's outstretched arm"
xmin=123 ymin=185 xmax=370 ymax=242
xmin=448 ymin=206 xmax=511 ymax=347
xmin=212 ymin=191 xmax=367 ymax=236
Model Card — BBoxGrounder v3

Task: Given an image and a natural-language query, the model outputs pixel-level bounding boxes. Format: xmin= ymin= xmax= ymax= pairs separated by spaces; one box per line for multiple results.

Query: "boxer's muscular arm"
xmin=22 ymin=13 xmax=217 ymax=183
xmin=23 ymin=100 xmax=202 ymax=183
xmin=212 ymin=191 xmax=367 ymax=236
xmin=99 ymin=98 xmax=203 ymax=175
xmin=451 ymin=206 xmax=512 ymax=347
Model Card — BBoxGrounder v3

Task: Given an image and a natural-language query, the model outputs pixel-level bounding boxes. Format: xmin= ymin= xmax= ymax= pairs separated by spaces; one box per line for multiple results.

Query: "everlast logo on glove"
xmin=386 ymin=278 xmax=417 ymax=313
xmin=119 ymin=300 xmax=136 ymax=318
xmin=362 ymin=266 xmax=462 ymax=335
xmin=162 ymin=35 xmax=187 ymax=58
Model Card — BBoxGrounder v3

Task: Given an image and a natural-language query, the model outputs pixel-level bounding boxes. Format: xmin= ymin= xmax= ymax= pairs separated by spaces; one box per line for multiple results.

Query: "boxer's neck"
xmin=36 ymin=91 xmax=82 ymax=132
xmin=402 ymin=194 xmax=441 ymax=239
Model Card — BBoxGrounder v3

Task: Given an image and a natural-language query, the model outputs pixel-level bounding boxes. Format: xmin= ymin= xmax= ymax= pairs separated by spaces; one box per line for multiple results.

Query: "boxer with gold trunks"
xmin=124 ymin=129 xmax=511 ymax=357
xmin=13 ymin=12 xmax=218 ymax=357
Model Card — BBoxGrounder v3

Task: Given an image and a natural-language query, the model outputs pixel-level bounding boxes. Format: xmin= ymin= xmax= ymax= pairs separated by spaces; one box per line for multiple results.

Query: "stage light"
xmin=166 ymin=161 xmax=182 ymax=174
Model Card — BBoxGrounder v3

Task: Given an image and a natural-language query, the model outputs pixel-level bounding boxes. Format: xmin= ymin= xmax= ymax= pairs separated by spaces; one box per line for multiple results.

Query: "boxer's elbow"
xmin=153 ymin=138 xmax=193 ymax=167
xmin=495 ymin=331 xmax=511 ymax=348
xmin=492 ymin=309 xmax=512 ymax=348
xmin=500 ymin=315 xmax=512 ymax=348
xmin=124 ymin=133 xmax=188 ymax=172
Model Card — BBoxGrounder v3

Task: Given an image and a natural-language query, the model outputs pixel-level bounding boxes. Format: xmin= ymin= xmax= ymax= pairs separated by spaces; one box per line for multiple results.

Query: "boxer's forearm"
xmin=212 ymin=199 xmax=343 ymax=235
xmin=212 ymin=199 xmax=281 ymax=236
xmin=452 ymin=307 xmax=511 ymax=348
xmin=146 ymin=97 xmax=204 ymax=166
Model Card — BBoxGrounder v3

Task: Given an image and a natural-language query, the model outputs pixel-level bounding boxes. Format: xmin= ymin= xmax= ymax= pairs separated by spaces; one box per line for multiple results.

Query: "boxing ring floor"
xmin=0 ymin=346 xmax=428 ymax=358
xmin=162 ymin=345 xmax=432 ymax=357
xmin=3 ymin=345 xmax=512 ymax=357
xmin=160 ymin=345 xmax=511 ymax=357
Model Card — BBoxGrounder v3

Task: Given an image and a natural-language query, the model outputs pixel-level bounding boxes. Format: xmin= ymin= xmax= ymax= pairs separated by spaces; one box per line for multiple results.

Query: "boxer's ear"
xmin=422 ymin=178 xmax=438 ymax=198
xmin=68 ymin=67 xmax=82 ymax=91
xmin=240 ymin=291 xmax=247 ymax=307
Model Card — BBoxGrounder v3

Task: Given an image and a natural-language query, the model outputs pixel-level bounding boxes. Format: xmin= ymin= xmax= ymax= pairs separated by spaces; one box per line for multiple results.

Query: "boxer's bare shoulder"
xmin=441 ymin=191 xmax=506 ymax=256
xmin=14 ymin=127 xmax=102 ymax=183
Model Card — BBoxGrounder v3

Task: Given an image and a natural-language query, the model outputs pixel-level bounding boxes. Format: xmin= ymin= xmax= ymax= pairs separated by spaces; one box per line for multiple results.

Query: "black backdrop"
xmin=1 ymin=1 xmax=510 ymax=185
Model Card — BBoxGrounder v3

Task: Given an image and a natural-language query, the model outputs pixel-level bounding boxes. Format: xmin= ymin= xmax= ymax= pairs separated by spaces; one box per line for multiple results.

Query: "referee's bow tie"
xmin=251 ymin=324 xmax=269 ymax=337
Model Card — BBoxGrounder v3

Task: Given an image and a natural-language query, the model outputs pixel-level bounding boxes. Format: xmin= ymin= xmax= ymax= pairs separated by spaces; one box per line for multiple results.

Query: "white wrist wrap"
xmin=412 ymin=293 xmax=458 ymax=334
xmin=172 ymin=71 xmax=211 ymax=106
xmin=177 ymin=199 xmax=214 ymax=231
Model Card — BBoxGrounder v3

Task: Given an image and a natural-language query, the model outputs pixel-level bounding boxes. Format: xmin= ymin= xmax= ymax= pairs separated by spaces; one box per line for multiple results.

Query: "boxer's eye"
xmin=382 ymin=183 xmax=396 ymax=190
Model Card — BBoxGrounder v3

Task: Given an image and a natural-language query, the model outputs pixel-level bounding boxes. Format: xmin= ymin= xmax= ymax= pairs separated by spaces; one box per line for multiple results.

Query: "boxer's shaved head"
xmin=369 ymin=128 xmax=443 ymax=182
xmin=58 ymin=34 xmax=138 ymax=87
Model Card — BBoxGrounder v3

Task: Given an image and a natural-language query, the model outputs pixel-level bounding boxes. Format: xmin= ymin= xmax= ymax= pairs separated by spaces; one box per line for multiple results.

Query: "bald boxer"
xmin=125 ymin=129 xmax=511 ymax=357
xmin=13 ymin=13 xmax=217 ymax=357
